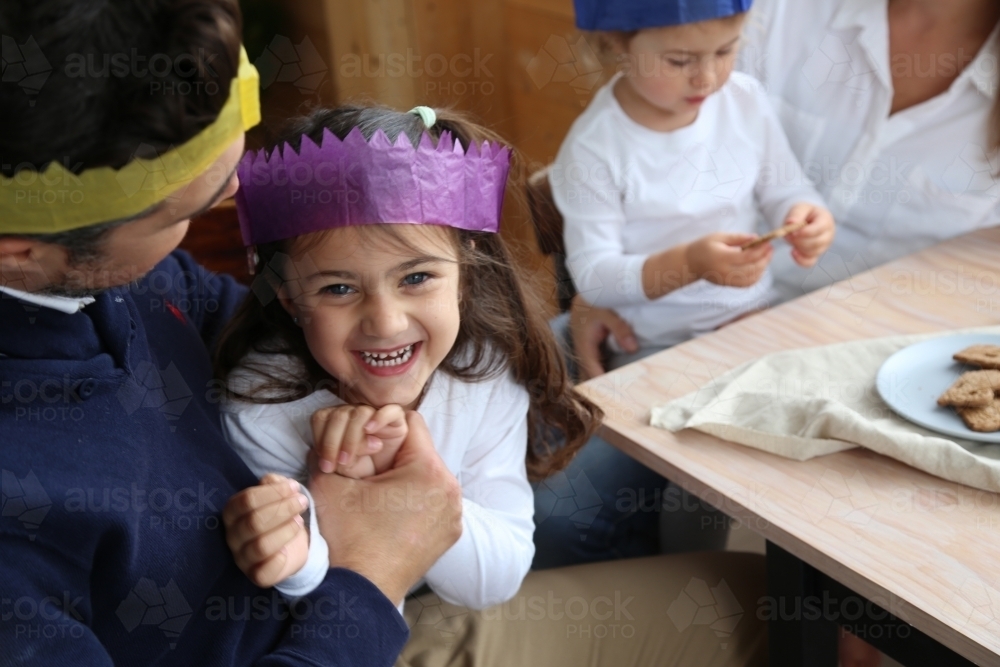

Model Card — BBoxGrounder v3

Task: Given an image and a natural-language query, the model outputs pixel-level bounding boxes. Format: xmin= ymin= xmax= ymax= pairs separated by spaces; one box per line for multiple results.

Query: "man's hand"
xmin=222 ymin=474 xmax=310 ymax=588
xmin=569 ymin=294 xmax=638 ymax=381
xmin=783 ymin=203 xmax=836 ymax=268
xmin=309 ymin=411 xmax=462 ymax=606
xmin=311 ymin=404 xmax=407 ymax=479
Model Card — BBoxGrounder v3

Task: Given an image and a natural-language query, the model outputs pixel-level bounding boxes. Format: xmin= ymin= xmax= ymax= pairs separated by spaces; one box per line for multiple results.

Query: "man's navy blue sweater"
xmin=0 ymin=251 xmax=407 ymax=665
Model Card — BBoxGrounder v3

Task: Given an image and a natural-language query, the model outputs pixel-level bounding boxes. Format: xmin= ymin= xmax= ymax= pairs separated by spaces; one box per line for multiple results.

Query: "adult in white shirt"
xmin=743 ymin=0 xmax=1000 ymax=303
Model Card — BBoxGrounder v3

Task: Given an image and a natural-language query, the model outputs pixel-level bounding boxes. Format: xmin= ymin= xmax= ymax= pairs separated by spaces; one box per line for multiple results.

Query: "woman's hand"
xmin=222 ymin=473 xmax=310 ymax=588
xmin=569 ymin=295 xmax=638 ymax=381
xmin=311 ymin=404 xmax=408 ymax=479
xmin=783 ymin=203 xmax=836 ymax=268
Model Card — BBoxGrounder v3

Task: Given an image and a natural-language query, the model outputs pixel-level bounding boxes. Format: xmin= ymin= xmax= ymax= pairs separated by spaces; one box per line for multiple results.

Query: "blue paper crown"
xmin=574 ymin=0 xmax=753 ymax=31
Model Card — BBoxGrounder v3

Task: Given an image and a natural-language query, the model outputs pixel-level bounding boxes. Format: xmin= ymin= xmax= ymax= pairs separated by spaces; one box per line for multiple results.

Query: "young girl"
xmin=214 ymin=105 xmax=600 ymax=608
xmin=556 ymin=0 xmax=836 ymax=363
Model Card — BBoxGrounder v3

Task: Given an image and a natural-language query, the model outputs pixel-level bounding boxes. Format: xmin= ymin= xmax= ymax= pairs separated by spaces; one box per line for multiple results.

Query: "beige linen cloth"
xmin=650 ymin=327 xmax=1000 ymax=493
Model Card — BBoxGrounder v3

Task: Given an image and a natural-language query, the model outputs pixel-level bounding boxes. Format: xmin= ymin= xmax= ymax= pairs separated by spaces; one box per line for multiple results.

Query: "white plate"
xmin=876 ymin=334 xmax=1000 ymax=443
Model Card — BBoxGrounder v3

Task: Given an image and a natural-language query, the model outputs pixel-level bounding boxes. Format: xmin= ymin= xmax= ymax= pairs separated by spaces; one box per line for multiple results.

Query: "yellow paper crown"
xmin=0 ymin=46 xmax=261 ymax=234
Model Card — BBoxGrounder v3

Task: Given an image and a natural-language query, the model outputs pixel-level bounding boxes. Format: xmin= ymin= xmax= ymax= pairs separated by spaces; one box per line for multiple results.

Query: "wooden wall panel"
xmin=325 ymin=0 xmax=511 ymax=133
xmin=504 ymin=2 xmax=614 ymax=165
xmin=284 ymin=0 xmax=338 ymax=102
xmin=323 ymin=0 xmax=615 ymax=314
xmin=506 ymin=0 xmax=574 ymax=19
xmin=323 ymin=0 xmax=414 ymax=108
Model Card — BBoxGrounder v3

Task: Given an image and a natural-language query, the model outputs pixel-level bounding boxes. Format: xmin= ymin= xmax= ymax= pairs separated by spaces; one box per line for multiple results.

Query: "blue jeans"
xmin=532 ymin=314 xmax=730 ymax=569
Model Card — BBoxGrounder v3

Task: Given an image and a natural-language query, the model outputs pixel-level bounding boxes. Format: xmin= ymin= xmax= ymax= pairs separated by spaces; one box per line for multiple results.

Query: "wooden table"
xmin=577 ymin=228 xmax=1000 ymax=666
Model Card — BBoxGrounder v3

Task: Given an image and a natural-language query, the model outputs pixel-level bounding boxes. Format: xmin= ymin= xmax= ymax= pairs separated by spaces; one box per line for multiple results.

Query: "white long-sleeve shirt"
xmin=221 ymin=358 xmax=534 ymax=609
xmin=554 ymin=71 xmax=824 ymax=348
xmin=739 ymin=0 xmax=1000 ymax=302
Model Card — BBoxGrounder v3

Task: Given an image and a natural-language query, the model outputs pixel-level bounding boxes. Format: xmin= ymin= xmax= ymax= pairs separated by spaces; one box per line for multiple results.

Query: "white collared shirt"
xmin=740 ymin=0 xmax=1000 ymax=301
xmin=0 ymin=285 xmax=95 ymax=314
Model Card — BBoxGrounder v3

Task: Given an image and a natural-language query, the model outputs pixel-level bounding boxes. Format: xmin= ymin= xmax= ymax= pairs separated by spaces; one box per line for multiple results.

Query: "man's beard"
xmin=36 ymin=283 xmax=107 ymax=299
xmin=37 ymin=254 xmax=137 ymax=298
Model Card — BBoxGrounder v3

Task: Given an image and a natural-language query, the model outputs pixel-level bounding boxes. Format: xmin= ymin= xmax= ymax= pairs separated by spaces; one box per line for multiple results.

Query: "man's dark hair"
xmin=0 ymin=0 xmax=242 ymax=259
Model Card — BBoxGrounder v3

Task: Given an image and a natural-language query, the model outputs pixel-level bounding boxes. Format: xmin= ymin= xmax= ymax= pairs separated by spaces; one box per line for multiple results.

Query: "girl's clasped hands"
xmin=224 ymin=404 xmax=408 ymax=588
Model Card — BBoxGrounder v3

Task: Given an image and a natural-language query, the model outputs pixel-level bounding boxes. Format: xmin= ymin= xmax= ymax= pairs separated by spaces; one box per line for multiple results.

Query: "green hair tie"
xmin=409 ymin=105 xmax=437 ymax=129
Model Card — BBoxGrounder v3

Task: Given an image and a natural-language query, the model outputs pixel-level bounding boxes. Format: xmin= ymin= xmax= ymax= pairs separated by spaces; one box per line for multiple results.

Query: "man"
xmin=0 ymin=2 xmax=459 ymax=663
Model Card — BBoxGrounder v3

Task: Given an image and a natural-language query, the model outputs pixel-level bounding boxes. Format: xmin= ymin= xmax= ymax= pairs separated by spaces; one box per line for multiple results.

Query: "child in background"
xmin=215 ymin=105 xmax=600 ymax=609
xmin=555 ymin=0 xmax=835 ymax=364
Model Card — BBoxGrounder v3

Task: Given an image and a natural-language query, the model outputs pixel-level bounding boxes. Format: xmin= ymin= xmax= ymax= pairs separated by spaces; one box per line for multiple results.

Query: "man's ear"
xmin=0 ymin=237 xmax=40 ymax=263
xmin=0 ymin=237 xmax=66 ymax=292
xmin=0 ymin=237 xmax=65 ymax=275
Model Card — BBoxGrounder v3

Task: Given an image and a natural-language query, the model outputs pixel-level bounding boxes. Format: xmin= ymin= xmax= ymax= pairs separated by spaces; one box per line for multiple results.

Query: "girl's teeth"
xmin=361 ymin=344 xmax=414 ymax=367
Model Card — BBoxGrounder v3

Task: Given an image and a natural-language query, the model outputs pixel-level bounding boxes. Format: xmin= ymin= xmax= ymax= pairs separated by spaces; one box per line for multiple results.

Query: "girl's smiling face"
xmin=278 ymin=224 xmax=461 ymax=410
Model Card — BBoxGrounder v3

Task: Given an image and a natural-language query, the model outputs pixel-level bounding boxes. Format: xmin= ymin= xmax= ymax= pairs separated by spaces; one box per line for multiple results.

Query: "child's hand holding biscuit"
xmin=686 ymin=232 xmax=774 ymax=288
xmin=782 ymin=203 xmax=835 ymax=268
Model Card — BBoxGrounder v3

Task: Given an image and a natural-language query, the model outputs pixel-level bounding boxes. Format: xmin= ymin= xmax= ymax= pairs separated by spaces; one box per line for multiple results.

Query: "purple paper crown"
xmin=235 ymin=126 xmax=511 ymax=247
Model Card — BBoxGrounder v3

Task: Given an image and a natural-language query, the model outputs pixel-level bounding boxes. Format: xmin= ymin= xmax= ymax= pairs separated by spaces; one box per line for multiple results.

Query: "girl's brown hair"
xmin=214 ymin=104 xmax=602 ymax=480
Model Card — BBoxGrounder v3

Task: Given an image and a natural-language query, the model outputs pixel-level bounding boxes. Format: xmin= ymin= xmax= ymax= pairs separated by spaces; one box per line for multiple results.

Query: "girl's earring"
xmin=246 ymin=247 xmax=259 ymax=276
xmin=293 ymin=316 xmax=300 ymax=325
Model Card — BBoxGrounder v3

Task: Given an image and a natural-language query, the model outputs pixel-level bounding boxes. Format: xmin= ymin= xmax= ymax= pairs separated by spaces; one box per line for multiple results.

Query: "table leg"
xmin=766 ymin=541 xmax=838 ymax=666
xmin=765 ymin=541 xmax=978 ymax=667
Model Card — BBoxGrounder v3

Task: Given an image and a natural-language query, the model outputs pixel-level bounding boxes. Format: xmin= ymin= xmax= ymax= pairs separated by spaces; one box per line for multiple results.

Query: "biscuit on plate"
xmin=953 ymin=344 xmax=1000 ymax=369
xmin=937 ymin=370 xmax=1000 ymax=407
xmin=956 ymin=399 xmax=1000 ymax=432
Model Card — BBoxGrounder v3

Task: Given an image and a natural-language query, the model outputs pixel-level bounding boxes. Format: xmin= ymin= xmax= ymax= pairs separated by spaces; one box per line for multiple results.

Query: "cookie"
xmin=937 ymin=370 xmax=1000 ymax=407
xmin=953 ymin=345 xmax=1000 ymax=369
xmin=957 ymin=399 xmax=1000 ymax=432
xmin=740 ymin=221 xmax=807 ymax=250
